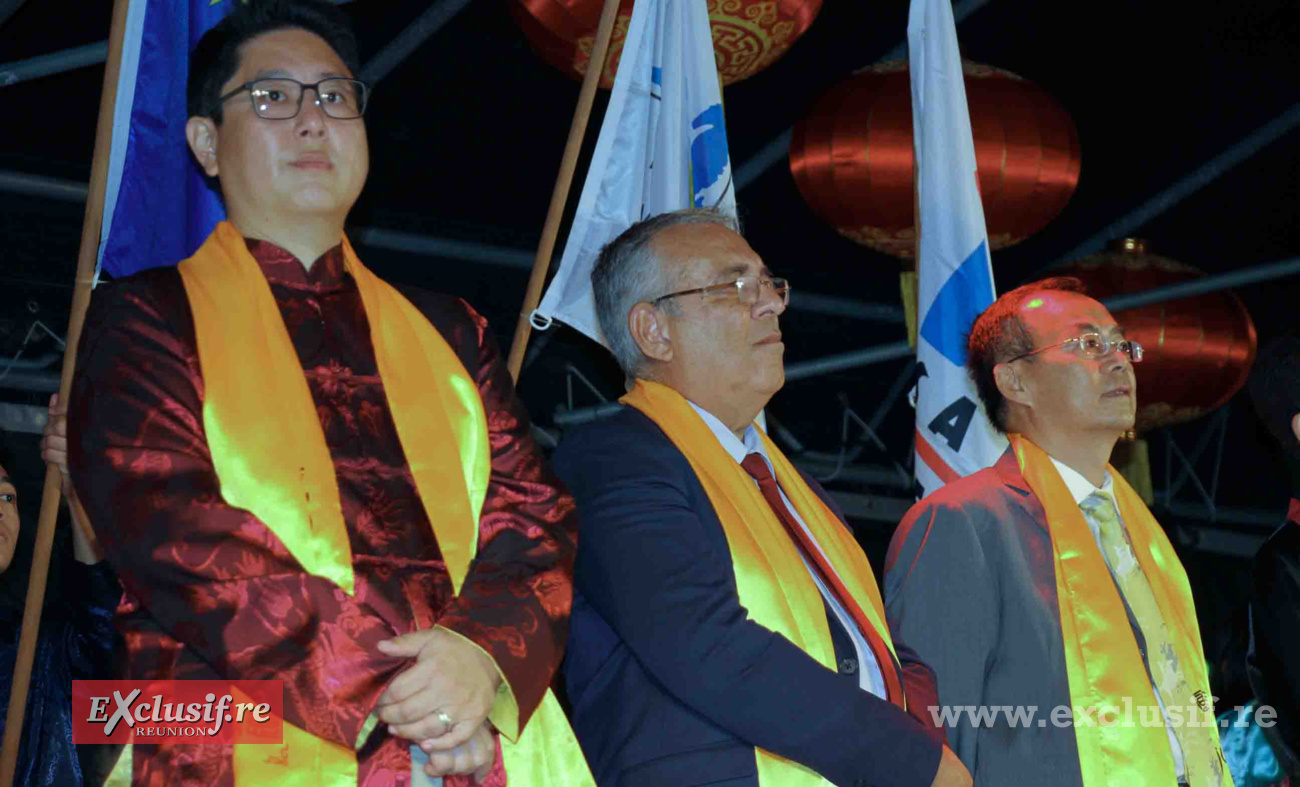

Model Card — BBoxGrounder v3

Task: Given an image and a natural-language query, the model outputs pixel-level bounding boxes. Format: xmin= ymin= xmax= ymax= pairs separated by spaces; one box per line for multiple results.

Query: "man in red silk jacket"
xmin=66 ymin=2 xmax=576 ymax=784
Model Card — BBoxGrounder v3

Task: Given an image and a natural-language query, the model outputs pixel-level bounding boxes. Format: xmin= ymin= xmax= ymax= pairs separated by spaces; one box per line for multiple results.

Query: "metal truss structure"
xmin=548 ymin=359 xmax=1288 ymax=559
xmin=1 ymin=0 xmax=1296 ymax=561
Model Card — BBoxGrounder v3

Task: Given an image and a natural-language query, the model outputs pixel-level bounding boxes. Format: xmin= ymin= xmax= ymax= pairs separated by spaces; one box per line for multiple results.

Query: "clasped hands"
xmin=376 ymin=628 xmax=502 ymax=782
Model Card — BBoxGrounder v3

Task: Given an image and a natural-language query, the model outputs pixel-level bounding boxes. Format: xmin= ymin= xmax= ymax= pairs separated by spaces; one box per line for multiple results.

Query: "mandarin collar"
xmin=244 ymin=237 xmax=348 ymax=292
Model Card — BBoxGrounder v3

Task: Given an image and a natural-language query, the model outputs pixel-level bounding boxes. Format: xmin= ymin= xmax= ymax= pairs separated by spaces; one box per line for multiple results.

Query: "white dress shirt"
xmin=1050 ymin=457 xmax=1187 ymax=781
xmin=688 ymin=401 xmax=888 ymax=701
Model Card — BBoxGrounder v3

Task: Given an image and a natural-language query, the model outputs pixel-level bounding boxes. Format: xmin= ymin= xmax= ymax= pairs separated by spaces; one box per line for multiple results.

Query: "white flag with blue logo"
xmin=908 ymin=0 xmax=1006 ymax=497
xmin=531 ymin=0 xmax=735 ymax=347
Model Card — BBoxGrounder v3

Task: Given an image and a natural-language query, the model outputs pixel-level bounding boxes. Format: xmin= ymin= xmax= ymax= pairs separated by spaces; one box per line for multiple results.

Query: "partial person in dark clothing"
xmin=0 ymin=394 xmax=119 ymax=787
xmin=1246 ymin=334 xmax=1300 ymax=780
xmin=1215 ymin=607 xmax=1289 ymax=787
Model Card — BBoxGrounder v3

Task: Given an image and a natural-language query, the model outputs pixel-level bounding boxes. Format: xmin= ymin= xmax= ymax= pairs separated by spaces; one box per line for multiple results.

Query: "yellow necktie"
xmin=1081 ymin=491 xmax=1225 ymax=786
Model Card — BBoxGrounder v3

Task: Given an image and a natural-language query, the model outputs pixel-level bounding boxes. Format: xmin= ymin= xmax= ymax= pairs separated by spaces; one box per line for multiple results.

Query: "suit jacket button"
xmin=839 ymin=658 xmax=858 ymax=675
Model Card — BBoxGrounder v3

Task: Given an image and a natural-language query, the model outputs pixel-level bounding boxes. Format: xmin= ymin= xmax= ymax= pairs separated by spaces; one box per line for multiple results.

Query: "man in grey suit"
xmin=885 ymin=277 xmax=1231 ymax=787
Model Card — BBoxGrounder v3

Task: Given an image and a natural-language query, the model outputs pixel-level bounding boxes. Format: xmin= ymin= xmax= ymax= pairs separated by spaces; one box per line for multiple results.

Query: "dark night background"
xmin=0 ymin=0 xmax=1297 ymax=698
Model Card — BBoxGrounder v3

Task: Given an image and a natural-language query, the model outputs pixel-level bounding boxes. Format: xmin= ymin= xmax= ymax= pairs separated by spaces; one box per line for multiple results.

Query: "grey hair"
xmin=591 ymin=208 xmax=741 ymax=377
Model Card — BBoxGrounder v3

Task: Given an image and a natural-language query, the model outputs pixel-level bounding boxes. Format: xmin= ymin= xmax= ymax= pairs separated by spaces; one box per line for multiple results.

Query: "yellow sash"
xmin=1010 ymin=434 xmax=1231 ymax=787
xmin=622 ymin=380 xmax=899 ymax=787
xmin=170 ymin=221 xmax=593 ymax=786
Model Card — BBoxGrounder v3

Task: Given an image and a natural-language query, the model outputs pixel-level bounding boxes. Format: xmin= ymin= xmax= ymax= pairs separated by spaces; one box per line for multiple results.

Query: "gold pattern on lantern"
xmin=568 ymin=0 xmax=810 ymax=88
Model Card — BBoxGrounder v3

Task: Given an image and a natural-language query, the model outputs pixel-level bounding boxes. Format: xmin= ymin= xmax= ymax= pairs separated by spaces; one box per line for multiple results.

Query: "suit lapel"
xmin=992 ymin=447 xmax=1049 ymax=532
xmin=999 ymin=443 xmax=1156 ymax=676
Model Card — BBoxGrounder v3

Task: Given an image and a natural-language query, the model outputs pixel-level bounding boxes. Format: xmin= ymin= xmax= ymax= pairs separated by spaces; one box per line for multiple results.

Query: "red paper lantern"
xmin=790 ymin=60 xmax=1081 ymax=258
xmin=513 ymin=0 xmax=823 ymax=89
xmin=1059 ymin=240 xmax=1258 ymax=433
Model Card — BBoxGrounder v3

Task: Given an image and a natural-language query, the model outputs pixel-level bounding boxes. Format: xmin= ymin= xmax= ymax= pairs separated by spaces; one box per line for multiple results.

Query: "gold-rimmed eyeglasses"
xmin=652 ymin=275 xmax=790 ymax=307
xmin=1006 ymin=332 xmax=1145 ymax=364
xmin=216 ymin=77 xmax=369 ymax=120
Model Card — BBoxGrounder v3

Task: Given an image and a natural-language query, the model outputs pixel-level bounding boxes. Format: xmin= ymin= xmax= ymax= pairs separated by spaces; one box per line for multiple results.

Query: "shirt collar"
xmin=686 ymin=401 xmax=768 ymax=469
xmin=244 ymin=238 xmax=348 ymax=292
xmin=1049 ymin=455 xmax=1114 ymax=505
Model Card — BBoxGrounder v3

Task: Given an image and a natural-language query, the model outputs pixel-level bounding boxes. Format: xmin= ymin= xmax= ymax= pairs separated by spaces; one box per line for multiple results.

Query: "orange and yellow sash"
xmin=623 ymin=379 xmax=898 ymax=787
xmin=1010 ymin=434 xmax=1231 ymax=787
xmin=156 ymin=221 xmax=593 ymax=786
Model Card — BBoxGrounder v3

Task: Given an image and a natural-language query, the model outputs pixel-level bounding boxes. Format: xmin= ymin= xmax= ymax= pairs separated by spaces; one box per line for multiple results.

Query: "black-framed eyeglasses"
xmin=651 ymin=275 xmax=790 ymax=307
xmin=1006 ymin=332 xmax=1145 ymax=364
xmin=215 ymin=77 xmax=369 ymax=120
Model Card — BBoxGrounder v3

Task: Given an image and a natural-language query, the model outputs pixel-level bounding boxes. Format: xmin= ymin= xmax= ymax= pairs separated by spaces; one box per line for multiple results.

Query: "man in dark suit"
xmin=886 ymin=277 xmax=1231 ymax=787
xmin=1246 ymin=335 xmax=1300 ymax=778
xmin=554 ymin=208 xmax=969 ymax=787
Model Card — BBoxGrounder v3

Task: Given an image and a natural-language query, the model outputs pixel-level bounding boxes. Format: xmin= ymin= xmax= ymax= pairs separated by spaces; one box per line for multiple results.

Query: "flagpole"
xmin=505 ymin=0 xmax=622 ymax=383
xmin=0 ymin=0 xmax=131 ymax=781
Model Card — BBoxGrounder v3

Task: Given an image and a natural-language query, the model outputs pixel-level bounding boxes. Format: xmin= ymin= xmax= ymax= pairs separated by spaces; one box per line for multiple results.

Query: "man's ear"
xmin=994 ymin=361 xmax=1032 ymax=409
xmin=1290 ymin=412 xmax=1300 ymax=444
xmin=629 ymin=302 xmax=672 ymax=364
xmin=185 ymin=116 xmax=220 ymax=177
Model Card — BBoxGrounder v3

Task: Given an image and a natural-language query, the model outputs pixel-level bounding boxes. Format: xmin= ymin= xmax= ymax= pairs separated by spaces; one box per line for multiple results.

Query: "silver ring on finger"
xmin=435 ymin=710 xmax=453 ymax=736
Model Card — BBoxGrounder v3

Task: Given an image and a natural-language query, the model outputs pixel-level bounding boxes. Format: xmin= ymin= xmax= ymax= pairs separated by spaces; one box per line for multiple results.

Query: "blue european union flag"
xmin=98 ymin=0 xmax=237 ymax=279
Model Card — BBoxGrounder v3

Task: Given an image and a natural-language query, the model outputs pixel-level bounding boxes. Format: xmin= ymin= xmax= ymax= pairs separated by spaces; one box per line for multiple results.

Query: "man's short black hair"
xmin=1249 ymin=334 xmax=1300 ymax=462
xmin=187 ymin=0 xmax=360 ymax=124
xmin=966 ymin=276 xmax=1087 ymax=433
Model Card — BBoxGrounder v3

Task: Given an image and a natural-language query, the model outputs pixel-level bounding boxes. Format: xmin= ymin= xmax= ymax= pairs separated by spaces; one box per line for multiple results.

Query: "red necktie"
xmin=740 ymin=453 xmax=905 ymax=709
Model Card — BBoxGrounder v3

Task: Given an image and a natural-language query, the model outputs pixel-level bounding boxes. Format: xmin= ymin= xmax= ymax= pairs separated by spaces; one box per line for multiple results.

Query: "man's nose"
xmin=752 ymin=283 xmax=787 ymax=319
xmin=295 ymin=90 xmax=328 ymax=135
xmin=1103 ymin=346 xmax=1131 ymax=374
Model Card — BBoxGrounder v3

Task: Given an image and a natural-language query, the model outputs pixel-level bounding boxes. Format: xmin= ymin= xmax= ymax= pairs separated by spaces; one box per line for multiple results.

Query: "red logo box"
xmin=72 ymin=680 xmax=283 ymax=744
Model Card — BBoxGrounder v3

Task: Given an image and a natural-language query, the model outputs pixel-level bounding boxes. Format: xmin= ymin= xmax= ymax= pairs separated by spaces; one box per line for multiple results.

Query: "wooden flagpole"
xmin=0 ymin=0 xmax=132 ymax=782
xmin=505 ymin=0 xmax=622 ymax=383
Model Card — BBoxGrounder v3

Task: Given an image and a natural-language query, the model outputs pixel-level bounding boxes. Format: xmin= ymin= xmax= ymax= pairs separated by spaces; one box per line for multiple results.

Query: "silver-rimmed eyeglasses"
xmin=216 ymin=77 xmax=369 ymax=120
xmin=1007 ymin=332 xmax=1145 ymax=364
xmin=652 ymin=276 xmax=790 ymax=307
